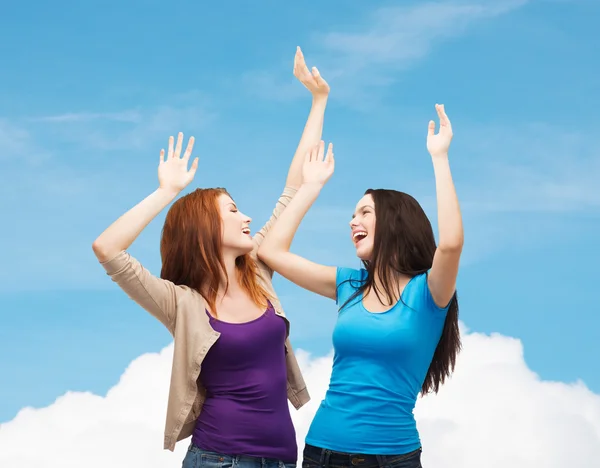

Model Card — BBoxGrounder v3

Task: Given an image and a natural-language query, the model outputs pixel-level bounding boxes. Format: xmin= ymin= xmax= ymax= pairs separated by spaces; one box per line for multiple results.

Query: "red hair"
xmin=160 ymin=188 xmax=269 ymax=316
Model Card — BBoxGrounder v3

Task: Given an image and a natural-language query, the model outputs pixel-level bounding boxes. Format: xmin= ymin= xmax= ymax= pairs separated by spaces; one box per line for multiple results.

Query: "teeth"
xmin=242 ymin=228 xmax=250 ymax=234
xmin=353 ymin=231 xmax=367 ymax=240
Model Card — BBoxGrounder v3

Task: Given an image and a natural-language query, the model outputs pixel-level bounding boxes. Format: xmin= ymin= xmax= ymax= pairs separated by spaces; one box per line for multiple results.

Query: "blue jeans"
xmin=182 ymin=445 xmax=297 ymax=468
xmin=302 ymin=444 xmax=422 ymax=468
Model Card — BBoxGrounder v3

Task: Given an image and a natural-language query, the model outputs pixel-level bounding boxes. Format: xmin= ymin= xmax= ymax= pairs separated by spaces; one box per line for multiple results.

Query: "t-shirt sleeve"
xmin=414 ymin=272 xmax=452 ymax=314
xmin=335 ymin=267 xmax=365 ymax=307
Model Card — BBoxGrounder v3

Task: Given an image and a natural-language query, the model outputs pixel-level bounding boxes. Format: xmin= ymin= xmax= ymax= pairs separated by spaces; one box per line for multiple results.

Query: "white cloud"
xmin=1 ymin=327 xmax=599 ymax=468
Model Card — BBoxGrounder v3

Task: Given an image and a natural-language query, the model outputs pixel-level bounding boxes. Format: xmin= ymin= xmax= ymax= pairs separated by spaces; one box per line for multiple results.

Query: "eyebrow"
xmin=227 ymin=202 xmax=237 ymax=209
xmin=352 ymin=205 xmax=374 ymax=217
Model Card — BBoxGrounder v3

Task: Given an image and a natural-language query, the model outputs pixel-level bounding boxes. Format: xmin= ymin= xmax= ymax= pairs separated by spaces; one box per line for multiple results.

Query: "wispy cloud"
xmin=456 ymin=122 xmax=600 ymax=213
xmin=27 ymin=110 xmax=142 ymax=124
xmin=245 ymin=0 xmax=529 ymax=104
xmin=319 ymin=1 xmax=528 ymax=65
xmin=0 ymin=119 xmax=52 ymax=165
xmin=300 ymin=121 xmax=598 ymax=266
xmin=25 ymin=100 xmax=215 ymax=152
xmin=0 ymin=95 xmax=216 ymax=292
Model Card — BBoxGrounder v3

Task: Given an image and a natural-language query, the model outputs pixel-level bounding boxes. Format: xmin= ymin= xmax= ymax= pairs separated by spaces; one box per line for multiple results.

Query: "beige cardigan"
xmin=99 ymin=187 xmax=309 ymax=451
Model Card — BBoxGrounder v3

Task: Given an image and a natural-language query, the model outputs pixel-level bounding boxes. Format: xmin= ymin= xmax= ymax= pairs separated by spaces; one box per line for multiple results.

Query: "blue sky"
xmin=1 ymin=0 xmax=599 ymax=423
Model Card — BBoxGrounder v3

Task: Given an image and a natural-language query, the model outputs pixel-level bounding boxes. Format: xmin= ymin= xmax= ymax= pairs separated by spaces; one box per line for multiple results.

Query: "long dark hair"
xmin=160 ymin=187 xmax=269 ymax=317
xmin=342 ymin=188 xmax=461 ymax=395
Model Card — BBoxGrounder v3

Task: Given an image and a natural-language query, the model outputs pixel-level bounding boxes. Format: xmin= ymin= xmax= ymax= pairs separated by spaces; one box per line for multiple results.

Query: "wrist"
xmin=430 ymin=152 xmax=449 ymax=161
xmin=156 ymin=186 xmax=180 ymax=201
xmin=299 ymin=181 xmax=325 ymax=193
xmin=311 ymin=94 xmax=329 ymax=106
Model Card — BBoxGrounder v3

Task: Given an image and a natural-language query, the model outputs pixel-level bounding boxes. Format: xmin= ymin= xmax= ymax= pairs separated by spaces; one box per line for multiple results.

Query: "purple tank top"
xmin=192 ymin=302 xmax=297 ymax=463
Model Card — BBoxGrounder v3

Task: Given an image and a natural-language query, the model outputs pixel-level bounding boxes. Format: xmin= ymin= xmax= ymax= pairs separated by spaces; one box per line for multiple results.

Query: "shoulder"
xmin=335 ymin=267 xmax=367 ymax=307
xmin=405 ymin=271 xmax=450 ymax=314
xmin=336 ymin=266 xmax=366 ymax=286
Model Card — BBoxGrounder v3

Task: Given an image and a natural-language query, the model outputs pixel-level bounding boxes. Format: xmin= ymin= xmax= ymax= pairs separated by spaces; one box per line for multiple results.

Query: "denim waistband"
xmin=303 ymin=443 xmax=421 ymax=468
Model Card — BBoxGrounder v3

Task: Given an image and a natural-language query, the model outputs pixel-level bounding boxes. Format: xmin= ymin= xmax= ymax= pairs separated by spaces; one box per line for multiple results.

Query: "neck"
xmin=217 ymin=250 xmax=244 ymax=300
xmin=370 ymin=266 xmax=410 ymax=306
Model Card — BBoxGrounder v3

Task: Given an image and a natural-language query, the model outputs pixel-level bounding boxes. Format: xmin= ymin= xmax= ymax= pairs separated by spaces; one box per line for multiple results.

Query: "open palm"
xmin=158 ymin=133 xmax=198 ymax=193
xmin=302 ymin=141 xmax=335 ymax=187
xmin=426 ymin=104 xmax=453 ymax=158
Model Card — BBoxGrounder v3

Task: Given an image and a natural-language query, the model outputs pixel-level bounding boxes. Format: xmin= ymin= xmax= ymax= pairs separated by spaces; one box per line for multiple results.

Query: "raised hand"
xmin=302 ymin=140 xmax=335 ymax=187
xmin=427 ymin=104 xmax=453 ymax=158
xmin=294 ymin=46 xmax=330 ymax=98
xmin=158 ymin=132 xmax=198 ymax=193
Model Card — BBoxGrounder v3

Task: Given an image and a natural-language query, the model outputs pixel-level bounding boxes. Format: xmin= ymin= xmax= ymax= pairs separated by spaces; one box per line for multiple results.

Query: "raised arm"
xmin=92 ymin=133 xmax=198 ymax=330
xmin=259 ymin=142 xmax=338 ymax=300
xmin=284 ymin=46 xmax=330 ymax=190
xmin=254 ymin=47 xmax=330 ymax=250
xmin=426 ymin=104 xmax=464 ymax=307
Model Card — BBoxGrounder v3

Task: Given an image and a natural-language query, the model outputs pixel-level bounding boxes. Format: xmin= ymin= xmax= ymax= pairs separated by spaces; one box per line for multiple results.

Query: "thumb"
xmin=312 ymin=66 xmax=322 ymax=83
xmin=428 ymin=120 xmax=436 ymax=137
xmin=189 ymin=157 xmax=199 ymax=178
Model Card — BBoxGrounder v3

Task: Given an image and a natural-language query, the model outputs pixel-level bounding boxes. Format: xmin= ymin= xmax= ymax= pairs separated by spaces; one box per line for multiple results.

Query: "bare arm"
xmin=92 ymin=134 xmax=198 ymax=330
xmin=284 ymin=47 xmax=330 ymax=190
xmin=92 ymin=188 xmax=179 ymax=262
xmin=426 ymin=105 xmax=464 ymax=307
xmin=259 ymin=142 xmax=337 ymax=300
xmin=92 ymin=134 xmax=197 ymax=262
xmin=254 ymin=47 xmax=330 ymax=252
xmin=285 ymin=96 xmax=328 ymax=190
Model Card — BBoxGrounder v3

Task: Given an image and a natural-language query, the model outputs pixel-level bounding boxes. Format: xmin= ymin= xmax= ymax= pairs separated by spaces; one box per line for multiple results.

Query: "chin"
xmin=239 ymin=238 xmax=255 ymax=254
xmin=355 ymin=247 xmax=372 ymax=262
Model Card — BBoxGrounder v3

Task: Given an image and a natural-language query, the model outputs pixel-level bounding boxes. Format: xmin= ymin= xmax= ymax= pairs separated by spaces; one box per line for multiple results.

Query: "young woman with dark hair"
xmin=92 ymin=48 xmax=329 ymax=468
xmin=258 ymin=104 xmax=463 ymax=468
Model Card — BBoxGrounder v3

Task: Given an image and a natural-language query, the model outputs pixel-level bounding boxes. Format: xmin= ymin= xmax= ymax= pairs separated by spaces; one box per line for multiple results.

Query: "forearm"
xmin=92 ymin=188 xmax=178 ymax=262
xmin=432 ymin=156 xmax=463 ymax=251
xmin=259 ymin=183 xmax=323 ymax=254
xmin=285 ymin=96 xmax=328 ymax=189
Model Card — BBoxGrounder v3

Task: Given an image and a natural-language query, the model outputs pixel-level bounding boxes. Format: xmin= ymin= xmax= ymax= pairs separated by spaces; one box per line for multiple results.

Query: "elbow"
xmin=438 ymin=237 xmax=464 ymax=254
xmin=92 ymin=238 xmax=113 ymax=263
xmin=257 ymin=242 xmax=286 ymax=268
xmin=257 ymin=243 xmax=274 ymax=263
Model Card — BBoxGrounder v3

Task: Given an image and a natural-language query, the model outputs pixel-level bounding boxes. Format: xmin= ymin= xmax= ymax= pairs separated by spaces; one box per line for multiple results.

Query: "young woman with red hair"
xmin=92 ymin=48 xmax=328 ymax=468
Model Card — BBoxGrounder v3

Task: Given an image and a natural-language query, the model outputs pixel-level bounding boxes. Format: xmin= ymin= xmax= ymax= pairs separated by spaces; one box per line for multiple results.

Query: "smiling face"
xmin=218 ymin=193 xmax=254 ymax=256
xmin=350 ymin=193 xmax=376 ymax=261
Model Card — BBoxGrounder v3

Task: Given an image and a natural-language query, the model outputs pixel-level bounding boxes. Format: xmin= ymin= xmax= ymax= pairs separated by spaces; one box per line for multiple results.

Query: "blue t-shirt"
xmin=305 ymin=267 xmax=450 ymax=455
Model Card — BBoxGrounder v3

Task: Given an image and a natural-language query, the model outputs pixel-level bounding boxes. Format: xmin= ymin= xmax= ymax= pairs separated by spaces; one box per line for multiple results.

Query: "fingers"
xmin=325 ymin=142 xmax=334 ymax=163
xmin=435 ymin=103 xmax=452 ymax=128
xmin=167 ymin=136 xmax=174 ymax=159
xmin=311 ymin=143 xmax=320 ymax=161
xmin=294 ymin=46 xmax=309 ymax=77
xmin=317 ymin=140 xmax=325 ymax=160
xmin=305 ymin=144 xmax=317 ymax=162
xmin=159 ymin=149 xmax=165 ymax=164
xmin=174 ymin=132 xmax=183 ymax=158
xmin=305 ymin=141 xmax=334 ymax=163
xmin=182 ymin=136 xmax=195 ymax=161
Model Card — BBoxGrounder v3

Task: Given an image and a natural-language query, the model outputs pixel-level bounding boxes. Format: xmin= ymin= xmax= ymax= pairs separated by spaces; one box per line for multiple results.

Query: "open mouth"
xmin=353 ymin=231 xmax=367 ymax=246
xmin=242 ymin=227 xmax=251 ymax=236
